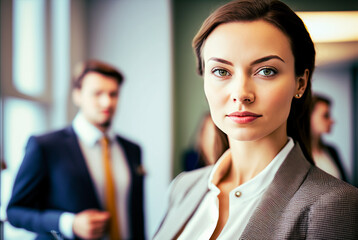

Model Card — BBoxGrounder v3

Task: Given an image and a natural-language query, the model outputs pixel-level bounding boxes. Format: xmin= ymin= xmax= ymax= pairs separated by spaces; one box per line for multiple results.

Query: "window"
xmin=13 ymin=0 xmax=46 ymax=97
xmin=1 ymin=0 xmax=70 ymax=239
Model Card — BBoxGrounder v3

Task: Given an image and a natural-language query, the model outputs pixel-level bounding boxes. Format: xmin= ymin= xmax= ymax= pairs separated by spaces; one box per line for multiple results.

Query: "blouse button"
xmin=235 ymin=191 xmax=242 ymax=198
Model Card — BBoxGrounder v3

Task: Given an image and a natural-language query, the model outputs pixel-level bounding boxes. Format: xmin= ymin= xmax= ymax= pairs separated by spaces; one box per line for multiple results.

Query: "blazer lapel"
xmin=240 ymin=144 xmax=311 ymax=240
xmin=154 ymin=167 xmax=212 ymax=240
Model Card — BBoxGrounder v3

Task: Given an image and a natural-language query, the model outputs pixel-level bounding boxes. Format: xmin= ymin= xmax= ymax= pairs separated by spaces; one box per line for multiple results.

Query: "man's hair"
xmin=73 ymin=60 xmax=124 ymax=89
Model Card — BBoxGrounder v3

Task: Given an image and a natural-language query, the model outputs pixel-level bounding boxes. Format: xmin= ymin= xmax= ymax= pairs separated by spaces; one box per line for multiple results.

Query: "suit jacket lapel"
xmin=116 ymin=136 xmax=136 ymax=176
xmin=64 ymin=126 xmax=101 ymax=208
xmin=240 ymin=144 xmax=311 ymax=240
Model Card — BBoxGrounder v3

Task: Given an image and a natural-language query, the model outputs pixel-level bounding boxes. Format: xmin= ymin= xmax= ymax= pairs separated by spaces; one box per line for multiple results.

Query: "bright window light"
xmin=13 ymin=0 xmax=45 ymax=96
xmin=297 ymin=11 xmax=358 ymax=43
xmin=4 ymin=98 xmax=47 ymax=172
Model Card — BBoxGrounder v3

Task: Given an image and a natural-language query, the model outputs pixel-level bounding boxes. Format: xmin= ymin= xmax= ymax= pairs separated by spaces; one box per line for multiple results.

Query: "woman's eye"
xmin=213 ymin=69 xmax=230 ymax=77
xmin=257 ymin=68 xmax=277 ymax=77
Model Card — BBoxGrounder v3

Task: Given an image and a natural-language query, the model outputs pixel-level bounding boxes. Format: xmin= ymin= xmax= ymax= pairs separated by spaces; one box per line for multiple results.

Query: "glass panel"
xmin=1 ymin=98 xmax=47 ymax=240
xmin=13 ymin=0 xmax=45 ymax=96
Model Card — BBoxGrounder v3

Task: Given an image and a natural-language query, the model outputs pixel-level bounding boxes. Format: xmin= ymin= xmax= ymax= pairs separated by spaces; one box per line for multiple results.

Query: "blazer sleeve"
xmin=306 ymin=184 xmax=358 ymax=239
xmin=6 ymin=136 xmax=63 ymax=234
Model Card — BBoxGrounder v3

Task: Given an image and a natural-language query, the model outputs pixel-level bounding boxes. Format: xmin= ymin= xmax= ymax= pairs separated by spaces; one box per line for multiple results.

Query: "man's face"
xmin=73 ymin=72 xmax=119 ymax=131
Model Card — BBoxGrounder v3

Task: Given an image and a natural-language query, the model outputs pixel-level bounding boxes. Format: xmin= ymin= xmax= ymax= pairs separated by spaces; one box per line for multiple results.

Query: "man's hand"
xmin=72 ymin=209 xmax=110 ymax=240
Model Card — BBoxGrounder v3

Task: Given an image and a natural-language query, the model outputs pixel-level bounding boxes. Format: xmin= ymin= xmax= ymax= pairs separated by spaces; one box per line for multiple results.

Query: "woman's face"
xmin=311 ymin=101 xmax=334 ymax=136
xmin=203 ymin=20 xmax=306 ymax=142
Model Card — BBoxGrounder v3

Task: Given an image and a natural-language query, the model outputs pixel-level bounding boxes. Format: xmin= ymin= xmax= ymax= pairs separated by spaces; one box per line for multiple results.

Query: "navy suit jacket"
xmin=7 ymin=126 xmax=145 ymax=240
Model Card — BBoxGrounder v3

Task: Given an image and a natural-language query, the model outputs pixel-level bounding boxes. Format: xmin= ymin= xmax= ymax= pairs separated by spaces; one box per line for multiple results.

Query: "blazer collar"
xmin=240 ymin=143 xmax=311 ymax=239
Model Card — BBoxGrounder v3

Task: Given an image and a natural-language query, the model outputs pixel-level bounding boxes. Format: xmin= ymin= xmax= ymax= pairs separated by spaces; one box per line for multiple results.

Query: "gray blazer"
xmin=154 ymin=144 xmax=358 ymax=239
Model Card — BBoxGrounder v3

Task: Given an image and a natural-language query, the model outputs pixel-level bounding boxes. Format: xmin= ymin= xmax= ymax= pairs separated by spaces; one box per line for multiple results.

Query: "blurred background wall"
xmin=1 ymin=0 xmax=358 ymax=239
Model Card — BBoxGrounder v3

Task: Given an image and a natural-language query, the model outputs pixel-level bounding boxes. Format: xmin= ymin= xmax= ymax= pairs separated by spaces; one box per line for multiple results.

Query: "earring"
xmin=295 ymin=94 xmax=301 ymax=98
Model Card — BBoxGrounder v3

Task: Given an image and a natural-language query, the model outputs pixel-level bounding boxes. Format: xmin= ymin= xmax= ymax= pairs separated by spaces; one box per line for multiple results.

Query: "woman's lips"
xmin=227 ymin=111 xmax=262 ymax=124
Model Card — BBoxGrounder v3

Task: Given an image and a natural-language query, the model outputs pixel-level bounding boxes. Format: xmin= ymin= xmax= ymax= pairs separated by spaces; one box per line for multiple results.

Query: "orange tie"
xmin=101 ymin=136 xmax=121 ymax=240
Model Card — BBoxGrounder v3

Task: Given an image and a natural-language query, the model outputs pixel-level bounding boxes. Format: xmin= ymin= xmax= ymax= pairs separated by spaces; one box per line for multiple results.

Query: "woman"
xmin=154 ymin=0 xmax=358 ymax=239
xmin=311 ymin=94 xmax=347 ymax=181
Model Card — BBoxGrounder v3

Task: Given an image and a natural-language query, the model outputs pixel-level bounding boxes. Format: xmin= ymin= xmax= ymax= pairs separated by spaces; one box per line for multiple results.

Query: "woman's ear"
xmin=294 ymin=69 xmax=309 ymax=98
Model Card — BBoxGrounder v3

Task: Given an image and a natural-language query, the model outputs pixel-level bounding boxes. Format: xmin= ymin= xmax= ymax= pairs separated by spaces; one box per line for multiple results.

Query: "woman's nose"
xmin=233 ymin=93 xmax=255 ymax=103
xmin=231 ymin=76 xmax=255 ymax=104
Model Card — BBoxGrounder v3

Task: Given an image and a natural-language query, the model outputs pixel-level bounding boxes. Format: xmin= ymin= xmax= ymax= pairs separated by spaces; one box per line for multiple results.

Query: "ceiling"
xmin=282 ymin=0 xmax=358 ymax=68
xmin=282 ymin=0 xmax=358 ymax=11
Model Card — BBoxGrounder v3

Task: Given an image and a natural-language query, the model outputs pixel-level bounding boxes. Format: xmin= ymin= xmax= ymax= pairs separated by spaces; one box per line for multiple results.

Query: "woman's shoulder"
xmin=298 ymin=166 xmax=358 ymax=237
xmin=303 ymin=166 xmax=358 ymax=202
xmin=168 ymin=166 xmax=213 ymax=203
xmin=172 ymin=166 xmax=213 ymax=190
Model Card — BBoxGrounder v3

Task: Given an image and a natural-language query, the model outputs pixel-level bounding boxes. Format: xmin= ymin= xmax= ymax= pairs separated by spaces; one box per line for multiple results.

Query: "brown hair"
xmin=192 ymin=0 xmax=315 ymax=163
xmin=196 ymin=112 xmax=229 ymax=166
xmin=73 ymin=60 xmax=124 ymax=89
xmin=312 ymin=94 xmax=331 ymax=109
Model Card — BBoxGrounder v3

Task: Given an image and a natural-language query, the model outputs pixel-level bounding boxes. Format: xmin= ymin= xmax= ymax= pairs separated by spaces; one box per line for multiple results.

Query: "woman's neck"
xmin=311 ymin=133 xmax=322 ymax=152
xmin=227 ymin=133 xmax=288 ymax=186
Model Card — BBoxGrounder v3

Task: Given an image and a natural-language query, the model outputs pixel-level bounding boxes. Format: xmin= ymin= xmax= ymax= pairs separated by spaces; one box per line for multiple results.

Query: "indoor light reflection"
xmin=297 ymin=11 xmax=358 ymax=43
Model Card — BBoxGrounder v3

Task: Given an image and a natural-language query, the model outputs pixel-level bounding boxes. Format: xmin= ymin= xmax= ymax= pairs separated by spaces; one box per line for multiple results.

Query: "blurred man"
xmin=7 ymin=60 xmax=145 ymax=239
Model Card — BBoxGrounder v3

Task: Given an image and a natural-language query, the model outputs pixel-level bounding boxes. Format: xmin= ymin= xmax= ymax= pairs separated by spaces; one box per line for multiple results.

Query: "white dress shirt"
xmin=178 ymin=138 xmax=294 ymax=240
xmin=59 ymin=112 xmax=131 ymax=239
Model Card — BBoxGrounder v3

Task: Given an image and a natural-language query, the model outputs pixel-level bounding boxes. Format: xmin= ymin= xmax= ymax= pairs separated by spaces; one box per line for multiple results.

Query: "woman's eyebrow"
xmin=250 ymin=55 xmax=285 ymax=65
xmin=208 ymin=57 xmax=234 ymax=66
xmin=207 ymin=55 xmax=285 ymax=66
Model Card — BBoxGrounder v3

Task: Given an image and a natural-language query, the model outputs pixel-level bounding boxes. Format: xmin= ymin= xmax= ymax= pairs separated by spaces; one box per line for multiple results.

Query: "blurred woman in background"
xmin=311 ymin=94 xmax=347 ymax=181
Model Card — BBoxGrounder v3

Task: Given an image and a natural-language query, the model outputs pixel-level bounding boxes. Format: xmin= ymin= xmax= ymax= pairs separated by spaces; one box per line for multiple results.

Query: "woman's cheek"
xmin=264 ymin=87 xmax=293 ymax=118
xmin=205 ymin=84 xmax=226 ymax=122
